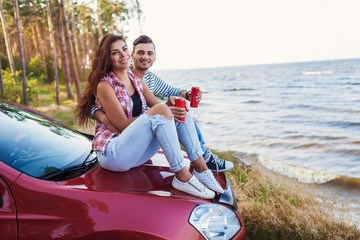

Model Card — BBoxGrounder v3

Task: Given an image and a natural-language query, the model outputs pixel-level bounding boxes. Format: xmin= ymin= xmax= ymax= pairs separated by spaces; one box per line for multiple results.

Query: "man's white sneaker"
xmin=172 ymin=176 xmax=215 ymax=199
xmin=193 ymin=169 xmax=224 ymax=194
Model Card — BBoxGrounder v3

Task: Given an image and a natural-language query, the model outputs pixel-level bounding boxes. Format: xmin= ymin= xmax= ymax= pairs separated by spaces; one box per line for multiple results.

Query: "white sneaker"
xmin=193 ymin=169 xmax=224 ymax=194
xmin=172 ymin=176 xmax=215 ymax=199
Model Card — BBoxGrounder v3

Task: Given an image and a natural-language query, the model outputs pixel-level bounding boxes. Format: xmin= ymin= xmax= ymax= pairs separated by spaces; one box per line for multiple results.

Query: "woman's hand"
xmin=166 ymin=96 xmax=177 ymax=106
xmin=102 ymin=115 xmax=121 ymax=136
xmin=169 ymin=106 xmax=187 ymax=123
xmin=167 ymin=96 xmax=188 ymax=123
xmin=93 ymin=109 xmax=121 ymax=135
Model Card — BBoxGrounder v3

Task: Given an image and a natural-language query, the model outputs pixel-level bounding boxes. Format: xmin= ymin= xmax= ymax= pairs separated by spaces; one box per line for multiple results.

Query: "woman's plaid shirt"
xmin=92 ymin=71 xmax=146 ymax=154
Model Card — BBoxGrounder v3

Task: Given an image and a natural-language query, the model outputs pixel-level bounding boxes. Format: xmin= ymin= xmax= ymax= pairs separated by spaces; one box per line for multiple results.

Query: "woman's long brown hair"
xmin=75 ymin=33 xmax=126 ymax=127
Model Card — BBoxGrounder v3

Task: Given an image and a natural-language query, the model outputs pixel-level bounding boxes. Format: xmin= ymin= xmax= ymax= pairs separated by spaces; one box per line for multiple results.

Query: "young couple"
xmin=75 ymin=33 xmax=232 ymax=199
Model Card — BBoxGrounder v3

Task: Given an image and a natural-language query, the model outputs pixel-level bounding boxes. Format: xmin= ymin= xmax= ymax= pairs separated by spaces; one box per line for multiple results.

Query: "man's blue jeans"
xmin=194 ymin=121 xmax=208 ymax=159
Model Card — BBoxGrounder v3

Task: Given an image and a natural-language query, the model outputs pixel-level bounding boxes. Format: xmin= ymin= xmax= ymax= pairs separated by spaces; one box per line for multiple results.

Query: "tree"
xmin=27 ymin=0 xmax=49 ymax=82
xmin=0 ymin=0 xmax=16 ymax=82
xmin=60 ymin=0 xmax=80 ymax=98
xmin=70 ymin=1 xmax=83 ymax=78
xmin=76 ymin=3 xmax=95 ymax=72
xmin=45 ymin=0 xmax=60 ymax=105
xmin=14 ymin=0 xmax=28 ymax=105
xmin=98 ymin=0 xmax=133 ymax=34
xmin=0 ymin=0 xmax=140 ymax=104
xmin=53 ymin=0 xmax=74 ymax=100
xmin=35 ymin=18 xmax=49 ymax=82
xmin=0 ymin=52 xmax=3 ymax=95
xmin=96 ymin=0 xmax=103 ymax=40
xmin=134 ymin=0 xmax=143 ymax=34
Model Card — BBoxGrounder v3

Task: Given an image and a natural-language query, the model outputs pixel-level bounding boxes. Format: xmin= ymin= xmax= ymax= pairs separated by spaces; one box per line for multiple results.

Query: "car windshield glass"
xmin=0 ymin=100 xmax=93 ymax=180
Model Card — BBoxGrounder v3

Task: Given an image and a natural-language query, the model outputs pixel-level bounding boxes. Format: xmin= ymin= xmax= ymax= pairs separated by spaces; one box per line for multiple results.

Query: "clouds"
xmin=125 ymin=0 xmax=360 ymax=69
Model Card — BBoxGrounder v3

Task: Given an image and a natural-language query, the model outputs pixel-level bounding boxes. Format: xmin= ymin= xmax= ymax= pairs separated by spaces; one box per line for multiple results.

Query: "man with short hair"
xmin=93 ymin=35 xmax=233 ymax=172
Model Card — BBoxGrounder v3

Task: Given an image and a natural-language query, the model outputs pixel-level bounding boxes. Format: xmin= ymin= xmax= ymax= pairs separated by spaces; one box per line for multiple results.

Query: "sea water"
xmin=154 ymin=58 xmax=360 ymax=228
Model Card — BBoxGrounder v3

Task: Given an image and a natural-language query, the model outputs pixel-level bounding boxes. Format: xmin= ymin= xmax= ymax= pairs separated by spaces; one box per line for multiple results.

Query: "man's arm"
xmin=179 ymin=90 xmax=190 ymax=101
xmin=145 ymin=71 xmax=186 ymax=98
xmin=145 ymin=71 xmax=202 ymax=102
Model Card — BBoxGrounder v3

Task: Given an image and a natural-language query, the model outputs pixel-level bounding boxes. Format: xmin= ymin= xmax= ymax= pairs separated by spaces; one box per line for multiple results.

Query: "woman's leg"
xmin=175 ymin=112 xmax=207 ymax=171
xmin=98 ymin=103 xmax=217 ymax=198
xmin=146 ymin=105 xmax=218 ymax=197
xmin=175 ymin=112 xmax=202 ymax=159
xmin=146 ymin=104 xmax=192 ymax=182
xmin=99 ymin=104 xmax=190 ymax=179
xmin=175 ymin=112 xmax=224 ymax=193
xmin=97 ymin=114 xmax=161 ymax=172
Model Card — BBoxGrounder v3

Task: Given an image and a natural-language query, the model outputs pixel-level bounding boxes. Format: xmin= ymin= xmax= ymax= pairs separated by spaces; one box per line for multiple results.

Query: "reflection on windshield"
xmin=0 ymin=101 xmax=92 ymax=179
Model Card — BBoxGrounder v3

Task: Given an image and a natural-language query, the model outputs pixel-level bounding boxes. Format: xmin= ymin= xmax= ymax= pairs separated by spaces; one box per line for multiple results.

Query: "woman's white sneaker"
xmin=172 ymin=176 xmax=215 ymax=199
xmin=193 ymin=169 xmax=224 ymax=194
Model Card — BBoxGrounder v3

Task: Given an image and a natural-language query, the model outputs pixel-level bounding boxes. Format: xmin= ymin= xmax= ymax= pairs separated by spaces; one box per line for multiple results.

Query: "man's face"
xmin=131 ymin=43 xmax=156 ymax=71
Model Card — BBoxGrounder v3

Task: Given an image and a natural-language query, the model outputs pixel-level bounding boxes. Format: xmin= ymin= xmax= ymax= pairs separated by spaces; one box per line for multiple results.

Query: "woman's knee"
xmin=147 ymin=103 xmax=172 ymax=120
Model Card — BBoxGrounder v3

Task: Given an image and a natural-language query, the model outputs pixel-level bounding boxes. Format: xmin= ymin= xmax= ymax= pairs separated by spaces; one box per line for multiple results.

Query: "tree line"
xmin=0 ymin=0 xmax=141 ymax=105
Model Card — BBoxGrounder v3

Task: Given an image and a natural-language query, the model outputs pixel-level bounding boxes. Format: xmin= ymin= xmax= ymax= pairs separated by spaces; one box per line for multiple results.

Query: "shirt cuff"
xmin=90 ymin=106 xmax=99 ymax=119
xmin=178 ymin=89 xmax=187 ymax=98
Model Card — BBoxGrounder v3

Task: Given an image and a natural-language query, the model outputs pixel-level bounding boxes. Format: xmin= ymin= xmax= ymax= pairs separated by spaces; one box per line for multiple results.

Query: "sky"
xmin=125 ymin=0 xmax=360 ymax=70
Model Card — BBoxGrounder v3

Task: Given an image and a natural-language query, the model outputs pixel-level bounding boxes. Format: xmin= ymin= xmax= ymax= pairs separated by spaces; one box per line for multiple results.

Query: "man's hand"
xmin=189 ymin=90 xmax=202 ymax=103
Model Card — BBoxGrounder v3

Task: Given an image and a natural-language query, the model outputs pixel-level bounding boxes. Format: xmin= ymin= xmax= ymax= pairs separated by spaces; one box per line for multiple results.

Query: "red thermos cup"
xmin=175 ymin=98 xmax=186 ymax=122
xmin=190 ymin=87 xmax=200 ymax=108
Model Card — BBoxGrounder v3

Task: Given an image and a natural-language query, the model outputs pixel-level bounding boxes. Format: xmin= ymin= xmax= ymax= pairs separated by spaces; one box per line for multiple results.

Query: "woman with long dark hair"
xmin=75 ymin=33 xmax=223 ymax=199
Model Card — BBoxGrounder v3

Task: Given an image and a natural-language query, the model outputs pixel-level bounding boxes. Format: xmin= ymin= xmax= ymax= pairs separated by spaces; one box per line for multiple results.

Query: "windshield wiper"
xmin=41 ymin=151 xmax=98 ymax=181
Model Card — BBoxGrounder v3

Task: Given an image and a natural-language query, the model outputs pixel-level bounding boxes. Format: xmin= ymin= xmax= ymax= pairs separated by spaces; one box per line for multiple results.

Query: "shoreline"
xmin=229 ymin=150 xmax=360 ymax=232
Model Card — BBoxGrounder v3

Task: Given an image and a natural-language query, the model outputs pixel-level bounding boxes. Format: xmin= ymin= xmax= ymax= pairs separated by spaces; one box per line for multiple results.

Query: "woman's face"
xmin=109 ymin=40 xmax=131 ymax=71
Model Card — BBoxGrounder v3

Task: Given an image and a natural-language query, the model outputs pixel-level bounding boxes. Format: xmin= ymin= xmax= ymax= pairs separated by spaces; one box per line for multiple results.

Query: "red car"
xmin=0 ymin=99 xmax=245 ymax=240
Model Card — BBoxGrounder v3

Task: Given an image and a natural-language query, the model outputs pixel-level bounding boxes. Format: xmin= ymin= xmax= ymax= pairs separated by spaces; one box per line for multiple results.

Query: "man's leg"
xmin=193 ymin=120 xmax=234 ymax=172
xmin=194 ymin=120 xmax=208 ymax=158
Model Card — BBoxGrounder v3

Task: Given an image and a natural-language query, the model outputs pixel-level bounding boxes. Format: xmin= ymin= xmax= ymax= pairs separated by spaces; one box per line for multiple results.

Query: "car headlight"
xmin=189 ymin=203 xmax=241 ymax=240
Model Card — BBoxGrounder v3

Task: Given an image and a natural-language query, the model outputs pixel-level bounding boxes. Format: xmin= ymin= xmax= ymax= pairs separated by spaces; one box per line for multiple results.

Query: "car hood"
xmin=56 ymin=151 xmax=235 ymax=206
xmin=9 ymin=152 xmax=242 ymax=240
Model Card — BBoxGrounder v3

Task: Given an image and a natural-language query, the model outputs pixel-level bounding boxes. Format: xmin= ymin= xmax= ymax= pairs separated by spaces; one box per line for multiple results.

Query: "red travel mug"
xmin=190 ymin=87 xmax=200 ymax=108
xmin=175 ymin=98 xmax=186 ymax=122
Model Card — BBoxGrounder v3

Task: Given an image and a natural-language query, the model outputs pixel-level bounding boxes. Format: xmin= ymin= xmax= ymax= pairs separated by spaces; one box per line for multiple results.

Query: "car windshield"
xmin=0 ymin=100 xmax=94 ymax=180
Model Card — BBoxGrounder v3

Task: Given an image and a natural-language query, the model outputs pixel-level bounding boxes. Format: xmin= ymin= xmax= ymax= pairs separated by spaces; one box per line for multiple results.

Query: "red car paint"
xmin=0 ymin=99 xmax=246 ymax=239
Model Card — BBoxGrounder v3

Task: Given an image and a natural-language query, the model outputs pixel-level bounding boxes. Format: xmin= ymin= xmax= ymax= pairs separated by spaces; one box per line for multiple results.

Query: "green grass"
xmin=211 ymin=150 xmax=360 ymax=240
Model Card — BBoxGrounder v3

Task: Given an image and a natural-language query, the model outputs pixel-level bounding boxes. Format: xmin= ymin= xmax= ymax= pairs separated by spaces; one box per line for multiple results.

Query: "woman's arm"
xmin=93 ymin=110 xmax=120 ymax=135
xmin=97 ymin=81 xmax=136 ymax=131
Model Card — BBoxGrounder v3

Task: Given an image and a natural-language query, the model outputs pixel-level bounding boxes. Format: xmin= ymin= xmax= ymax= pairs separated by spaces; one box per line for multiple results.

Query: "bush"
xmin=0 ymin=68 xmax=39 ymax=104
xmin=29 ymin=56 xmax=44 ymax=78
xmin=0 ymin=55 xmax=10 ymax=70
